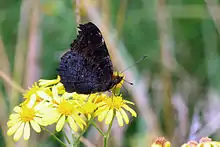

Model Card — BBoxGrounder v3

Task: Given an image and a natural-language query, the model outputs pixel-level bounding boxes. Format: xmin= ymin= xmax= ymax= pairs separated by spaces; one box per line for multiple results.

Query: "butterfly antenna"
xmin=116 ymin=82 xmax=129 ymax=95
xmin=124 ymin=79 xmax=133 ymax=85
xmin=119 ymin=55 xmax=147 ymax=86
xmin=122 ymin=84 xmax=129 ymax=96
xmin=120 ymin=55 xmax=147 ymax=73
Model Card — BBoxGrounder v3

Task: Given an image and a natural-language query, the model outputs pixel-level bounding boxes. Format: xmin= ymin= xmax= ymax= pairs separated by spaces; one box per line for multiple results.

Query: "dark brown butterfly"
xmin=57 ymin=22 xmax=123 ymax=94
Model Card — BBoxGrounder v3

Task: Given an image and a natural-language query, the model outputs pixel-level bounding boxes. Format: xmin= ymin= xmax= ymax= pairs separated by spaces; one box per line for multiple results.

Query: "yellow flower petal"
xmin=67 ymin=116 xmax=78 ymax=132
xmin=62 ymin=92 xmax=73 ymax=99
xmin=122 ymin=105 xmax=137 ymax=117
xmin=116 ymin=111 xmax=123 ymax=127
xmin=94 ymin=106 xmax=107 ymax=117
xmin=39 ymin=109 xmax=60 ymax=126
xmin=27 ymin=94 xmax=36 ymax=108
xmin=7 ymin=121 xmax=22 ymax=136
xmin=72 ymin=114 xmax=85 ymax=130
xmin=52 ymin=86 xmax=58 ymax=99
xmin=124 ymin=100 xmax=135 ymax=105
xmin=37 ymin=91 xmax=51 ymax=101
xmin=34 ymin=117 xmax=48 ymax=126
xmin=13 ymin=122 xmax=25 ymax=141
xmin=98 ymin=110 xmax=109 ymax=122
xmin=75 ymin=114 xmax=87 ymax=126
xmin=7 ymin=119 xmax=19 ymax=127
xmin=56 ymin=115 xmax=65 ymax=132
xmin=119 ymin=108 xmax=129 ymax=124
xmin=105 ymin=109 xmax=114 ymax=124
xmin=9 ymin=114 xmax=20 ymax=120
xmin=13 ymin=106 xmax=21 ymax=113
xmin=23 ymin=122 xmax=30 ymax=140
xmin=38 ymin=76 xmax=60 ymax=87
xmin=96 ymin=102 xmax=106 ymax=107
xmin=34 ymin=101 xmax=47 ymax=111
xmin=30 ymin=120 xmax=41 ymax=133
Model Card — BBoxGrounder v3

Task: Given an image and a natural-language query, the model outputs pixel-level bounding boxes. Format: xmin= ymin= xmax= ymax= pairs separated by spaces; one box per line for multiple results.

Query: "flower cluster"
xmin=151 ymin=137 xmax=220 ymax=147
xmin=7 ymin=75 xmax=137 ymax=141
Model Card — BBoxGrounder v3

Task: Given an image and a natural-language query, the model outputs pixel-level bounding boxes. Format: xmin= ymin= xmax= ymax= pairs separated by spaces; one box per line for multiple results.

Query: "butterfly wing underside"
xmin=57 ymin=22 xmax=114 ymax=94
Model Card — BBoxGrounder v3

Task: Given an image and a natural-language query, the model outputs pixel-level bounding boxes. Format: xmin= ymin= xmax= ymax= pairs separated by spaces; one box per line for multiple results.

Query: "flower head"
xmin=39 ymin=85 xmax=87 ymax=132
xmin=94 ymin=94 xmax=136 ymax=127
xmin=23 ymin=82 xmax=54 ymax=106
xmin=7 ymin=103 xmax=48 ymax=141
xmin=151 ymin=137 xmax=171 ymax=147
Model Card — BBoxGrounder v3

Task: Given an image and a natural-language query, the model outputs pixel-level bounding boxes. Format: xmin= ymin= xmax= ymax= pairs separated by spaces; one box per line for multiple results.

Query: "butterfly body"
xmin=57 ymin=22 xmax=123 ymax=94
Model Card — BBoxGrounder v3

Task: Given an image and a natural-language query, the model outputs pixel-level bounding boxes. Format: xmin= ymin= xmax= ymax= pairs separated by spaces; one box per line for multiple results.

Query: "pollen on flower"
xmin=20 ymin=106 xmax=35 ymax=122
xmin=58 ymin=99 xmax=75 ymax=116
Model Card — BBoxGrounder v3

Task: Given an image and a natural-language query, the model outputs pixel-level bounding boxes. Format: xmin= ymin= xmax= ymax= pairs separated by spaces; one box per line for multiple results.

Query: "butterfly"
xmin=57 ymin=22 xmax=123 ymax=94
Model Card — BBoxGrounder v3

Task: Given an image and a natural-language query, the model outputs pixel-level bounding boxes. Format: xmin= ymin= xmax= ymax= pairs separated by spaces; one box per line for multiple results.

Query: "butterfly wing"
xmin=57 ymin=22 xmax=114 ymax=94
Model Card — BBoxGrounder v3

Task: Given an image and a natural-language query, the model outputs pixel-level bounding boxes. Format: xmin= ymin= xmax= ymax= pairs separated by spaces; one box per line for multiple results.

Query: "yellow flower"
xmin=151 ymin=137 xmax=171 ymax=147
xmin=23 ymin=82 xmax=53 ymax=105
xmin=23 ymin=82 xmax=43 ymax=99
xmin=38 ymin=75 xmax=60 ymax=87
xmin=79 ymin=93 xmax=108 ymax=120
xmin=94 ymin=95 xmax=136 ymax=127
xmin=39 ymin=85 xmax=87 ymax=132
xmin=7 ymin=103 xmax=47 ymax=141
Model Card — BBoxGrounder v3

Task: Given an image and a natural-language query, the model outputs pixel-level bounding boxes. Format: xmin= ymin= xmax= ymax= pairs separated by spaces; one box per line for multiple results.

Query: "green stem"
xmin=42 ymin=127 xmax=66 ymax=147
xmin=63 ymin=130 xmax=71 ymax=144
xmin=104 ymin=111 xmax=116 ymax=147
xmin=92 ymin=122 xmax=105 ymax=136
xmin=104 ymin=136 xmax=108 ymax=147
xmin=73 ymin=118 xmax=93 ymax=146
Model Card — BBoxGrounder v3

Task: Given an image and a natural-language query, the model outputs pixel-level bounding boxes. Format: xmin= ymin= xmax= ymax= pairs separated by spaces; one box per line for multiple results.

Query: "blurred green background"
xmin=1 ymin=0 xmax=220 ymax=146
